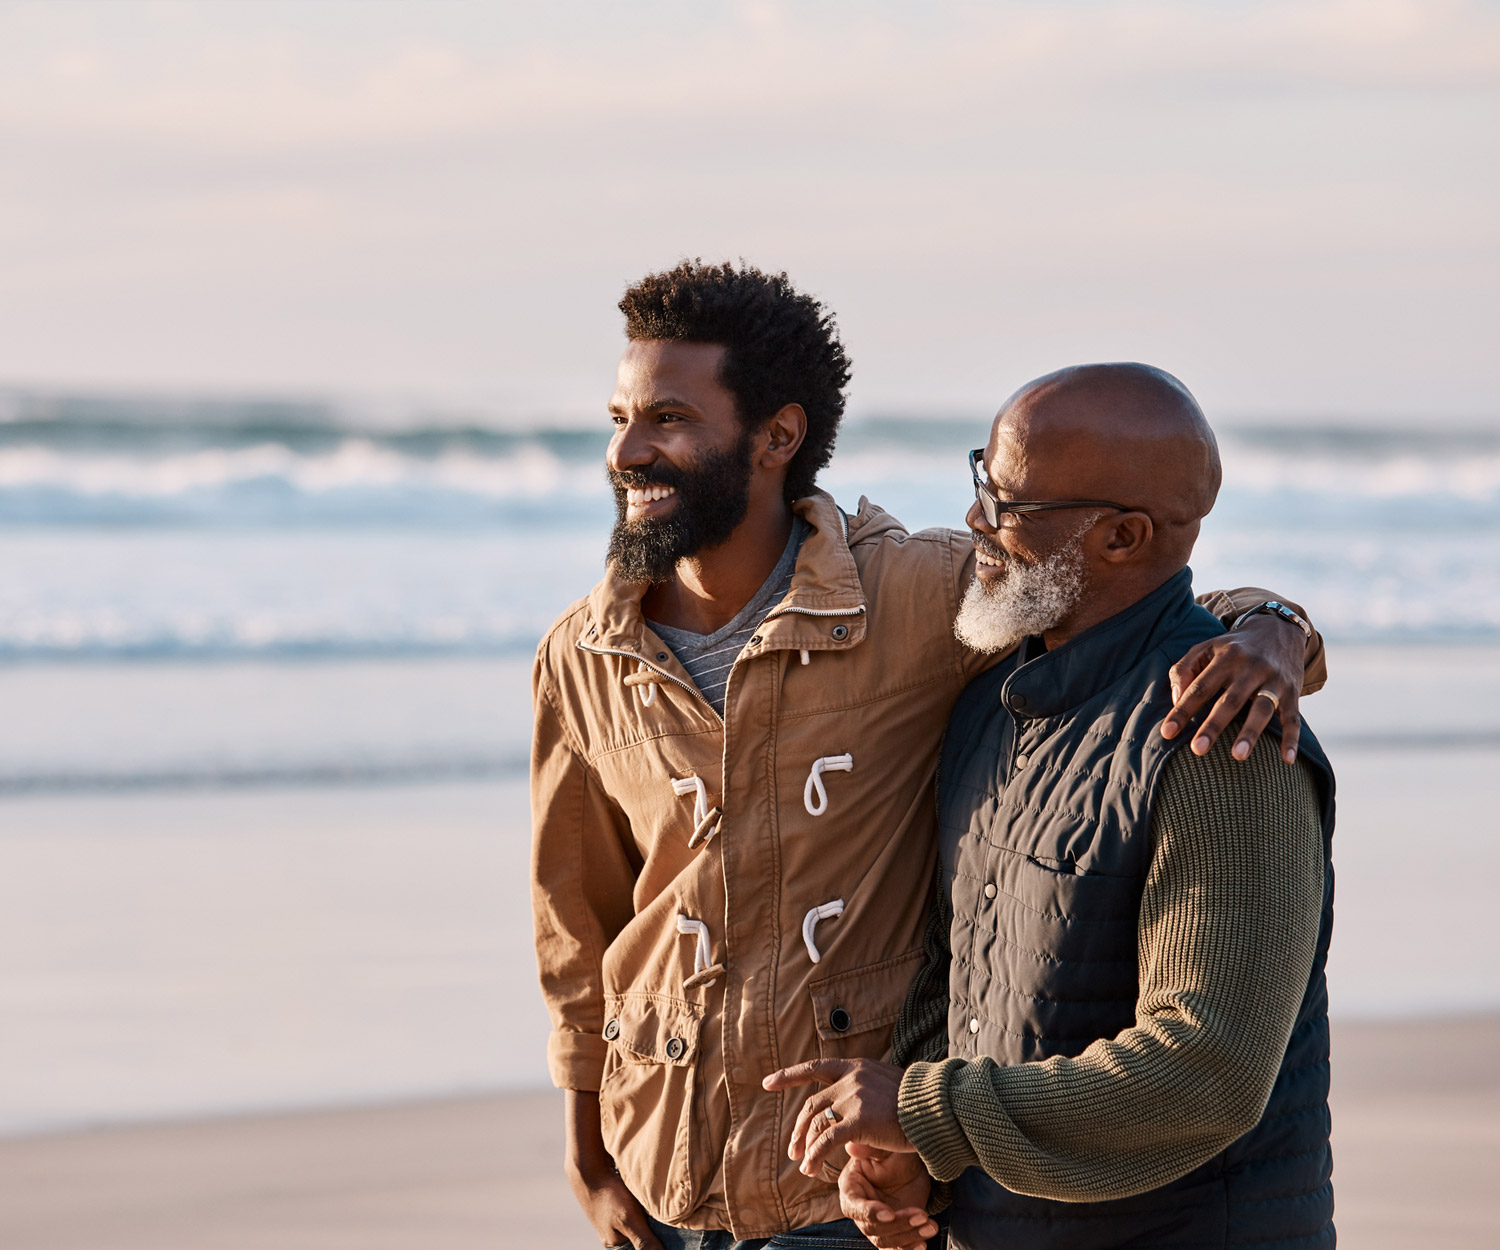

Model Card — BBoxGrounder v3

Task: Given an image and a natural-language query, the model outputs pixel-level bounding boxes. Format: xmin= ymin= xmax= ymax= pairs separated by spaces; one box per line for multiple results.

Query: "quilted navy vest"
xmin=938 ymin=568 xmax=1336 ymax=1249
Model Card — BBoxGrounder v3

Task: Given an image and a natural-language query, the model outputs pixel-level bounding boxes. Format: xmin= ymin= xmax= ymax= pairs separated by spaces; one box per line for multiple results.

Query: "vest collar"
xmin=1000 ymin=567 xmax=1204 ymax=721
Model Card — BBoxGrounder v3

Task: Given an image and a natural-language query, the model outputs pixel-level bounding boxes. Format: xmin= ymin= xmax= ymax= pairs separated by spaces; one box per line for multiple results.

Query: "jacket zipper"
xmin=760 ymin=603 xmax=867 ymax=624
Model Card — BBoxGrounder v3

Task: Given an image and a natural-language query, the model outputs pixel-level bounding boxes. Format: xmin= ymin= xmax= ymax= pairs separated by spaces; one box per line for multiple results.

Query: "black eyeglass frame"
xmin=968 ymin=449 xmax=1132 ymax=528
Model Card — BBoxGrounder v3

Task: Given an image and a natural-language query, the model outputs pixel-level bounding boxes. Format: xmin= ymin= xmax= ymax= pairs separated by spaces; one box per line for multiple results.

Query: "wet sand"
xmin=1327 ymin=1015 xmax=1500 ymax=1248
xmin=2 ymin=1016 xmax=1495 ymax=1250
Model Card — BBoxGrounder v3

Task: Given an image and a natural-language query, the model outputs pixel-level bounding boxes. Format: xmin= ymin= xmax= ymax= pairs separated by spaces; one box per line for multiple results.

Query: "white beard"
xmin=953 ymin=527 xmax=1091 ymax=655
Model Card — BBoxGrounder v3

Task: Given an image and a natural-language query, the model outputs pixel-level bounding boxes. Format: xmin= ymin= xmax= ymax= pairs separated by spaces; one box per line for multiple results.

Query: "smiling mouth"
xmin=625 ymin=484 xmax=678 ymax=511
xmin=973 ymin=535 xmax=1006 ymax=567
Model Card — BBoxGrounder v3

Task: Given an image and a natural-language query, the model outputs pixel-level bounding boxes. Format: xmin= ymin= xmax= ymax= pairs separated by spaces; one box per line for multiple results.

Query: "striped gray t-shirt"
xmin=648 ymin=517 xmax=810 ymax=716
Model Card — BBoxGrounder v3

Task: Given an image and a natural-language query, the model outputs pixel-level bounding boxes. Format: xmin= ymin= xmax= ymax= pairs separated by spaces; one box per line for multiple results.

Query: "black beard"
xmin=605 ymin=431 xmax=756 ymax=583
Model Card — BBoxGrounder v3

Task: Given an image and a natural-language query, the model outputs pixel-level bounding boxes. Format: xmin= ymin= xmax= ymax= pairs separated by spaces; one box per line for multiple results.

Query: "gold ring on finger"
xmin=823 ymin=1106 xmax=840 ymax=1123
xmin=1255 ymin=689 xmax=1279 ymax=711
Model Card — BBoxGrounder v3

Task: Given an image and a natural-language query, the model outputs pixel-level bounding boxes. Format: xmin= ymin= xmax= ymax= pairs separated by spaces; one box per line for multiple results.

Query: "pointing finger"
xmin=763 ymin=1059 xmax=854 ymax=1091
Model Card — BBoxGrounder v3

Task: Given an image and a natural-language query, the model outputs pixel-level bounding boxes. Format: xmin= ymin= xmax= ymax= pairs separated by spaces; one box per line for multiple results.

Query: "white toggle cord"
xmin=671 ymin=775 xmax=720 ymax=848
xmin=803 ymin=753 xmax=854 ymax=816
xmin=799 ymin=650 xmax=811 ymax=665
xmin=672 ymin=776 xmax=709 ymax=826
xmin=623 ymin=663 xmax=660 ymax=707
xmin=802 ymin=900 xmax=845 ymax=963
xmin=677 ymin=915 xmax=716 ymax=983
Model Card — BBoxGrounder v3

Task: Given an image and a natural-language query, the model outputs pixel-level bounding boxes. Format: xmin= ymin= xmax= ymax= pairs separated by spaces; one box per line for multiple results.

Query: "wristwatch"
xmin=1231 ymin=600 xmax=1313 ymax=643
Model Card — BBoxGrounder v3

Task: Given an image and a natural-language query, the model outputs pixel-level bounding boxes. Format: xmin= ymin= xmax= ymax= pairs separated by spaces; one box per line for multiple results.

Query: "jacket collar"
xmin=579 ymin=489 xmax=868 ymax=659
xmin=1000 ymin=567 xmax=1207 ymax=721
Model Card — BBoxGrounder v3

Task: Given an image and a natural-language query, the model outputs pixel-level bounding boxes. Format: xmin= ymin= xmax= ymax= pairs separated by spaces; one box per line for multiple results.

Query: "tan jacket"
xmin=529 ymin=490 xmax=1322 ymax=1238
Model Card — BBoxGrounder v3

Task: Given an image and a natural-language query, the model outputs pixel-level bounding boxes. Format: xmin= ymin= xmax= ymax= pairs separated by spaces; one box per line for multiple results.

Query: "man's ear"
xmin=759 ymin=404 xmax=808 ymax=470
xmin=1097 ymin=511 xmax=1154 ymax=564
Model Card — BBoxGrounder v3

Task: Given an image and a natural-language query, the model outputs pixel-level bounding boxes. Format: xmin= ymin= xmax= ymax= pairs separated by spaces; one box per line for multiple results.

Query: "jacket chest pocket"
xmin=809 ymin=950 xmax=926 ymax=1061
xmin=598 ymin=993 xmax=707 ymax=1222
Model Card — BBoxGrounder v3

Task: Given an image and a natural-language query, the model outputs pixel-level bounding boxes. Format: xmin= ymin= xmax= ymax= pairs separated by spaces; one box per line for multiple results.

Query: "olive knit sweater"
xmin=892 ymin=730 xmax=1325 ymax=1202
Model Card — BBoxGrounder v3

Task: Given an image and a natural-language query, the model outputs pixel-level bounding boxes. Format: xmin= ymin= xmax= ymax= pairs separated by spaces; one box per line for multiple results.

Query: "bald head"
xmin=991 ymin=362 xmax=1220 ymax=541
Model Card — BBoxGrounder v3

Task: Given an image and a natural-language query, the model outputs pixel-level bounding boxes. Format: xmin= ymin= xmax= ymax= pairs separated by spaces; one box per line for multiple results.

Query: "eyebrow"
xmin=607 ymin=396 xmax=700 ymax=416
xmin=983 ymin=467 xmax=1021 ymax=498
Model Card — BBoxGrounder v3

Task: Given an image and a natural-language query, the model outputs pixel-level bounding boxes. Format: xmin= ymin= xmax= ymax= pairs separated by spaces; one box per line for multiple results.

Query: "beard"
xmin=605 ymin=430 xmax=756 ymax=583
xmin=953 ymin=523 xmax=1093 ymax=655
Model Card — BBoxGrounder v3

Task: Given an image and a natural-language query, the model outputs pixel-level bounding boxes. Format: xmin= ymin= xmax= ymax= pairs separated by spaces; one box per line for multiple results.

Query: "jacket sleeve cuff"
xmin=547 ymin=1029 xmax=607 ymax=1092
xmin=899 ymin=1060 xmax=981 ymax=1183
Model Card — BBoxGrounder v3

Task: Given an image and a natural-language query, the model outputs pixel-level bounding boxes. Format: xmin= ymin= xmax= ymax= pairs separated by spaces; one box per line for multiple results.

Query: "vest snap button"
xmin=1015 ymin=753 xmax=1029 ymax=769
xmin=969 ymin=1017 xmax=980 ymax=1034
xmin=831 ymin=624 xmax=849 ymax=641
xmin=603 ymin=1019 xmax=620 ymax=1041
xmin=829 ymin=1007 xmax=851 ymax=1033
xmin=657 ymin=652 xmax=668 ymax=661
xmin=664 ymin=1036 xmax=685 ymax=1060
xmin=750 ymin=635 xmax=762 ymax=645
xmin=1009 ymin=693 xmax=1027 ymax=712
xmin=984 ymin=882 xmax=996 ymax=899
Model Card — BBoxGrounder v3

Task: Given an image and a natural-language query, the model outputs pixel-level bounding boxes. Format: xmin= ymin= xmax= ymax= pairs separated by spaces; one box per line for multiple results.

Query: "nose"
xmin=607 ymin=417 xmax=655 ymax=475
xmin=966 ymin=497 xmax=994 ymax=534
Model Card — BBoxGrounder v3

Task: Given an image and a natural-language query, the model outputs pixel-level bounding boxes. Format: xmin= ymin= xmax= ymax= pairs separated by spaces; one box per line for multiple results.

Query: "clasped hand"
xmin=763 ymin=1059 xmax=940 ymax=1248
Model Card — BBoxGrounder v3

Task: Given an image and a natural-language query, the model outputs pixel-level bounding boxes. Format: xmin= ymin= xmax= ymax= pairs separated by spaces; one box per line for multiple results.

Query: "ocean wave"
xmin=0 ymin=441 xmax=586 ymax=495
xmin=0 ymin=412 xmax=1497 ymax=528
xmin=0 ymin=627 xmax=545 ymax=661
xmin=1222 ymin=446 xmax=1500 ymax=504
xmin=0 ymin=440 xmax=618 ymax=526
xmin=1 ymin=529 xmax=1496 ymax=658
xmin=0 ymin=529 xmax=593 ymax=659
xmin=0 ymin=596 xmax=559 ymax=659
xmin=0 ymin=400 xmax=1495 ymax=653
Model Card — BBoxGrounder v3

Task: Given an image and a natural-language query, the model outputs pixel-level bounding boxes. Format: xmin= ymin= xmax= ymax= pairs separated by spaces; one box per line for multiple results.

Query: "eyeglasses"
xmin=968 ymin=449 xmax=1132 ymax=529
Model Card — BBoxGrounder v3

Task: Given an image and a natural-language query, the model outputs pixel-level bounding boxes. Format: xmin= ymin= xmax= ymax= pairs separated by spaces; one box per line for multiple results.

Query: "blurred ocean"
xmin=2 ymin=389 xmax=1498 ymax=1135
xmin=1 ymin=390 xmax=1498 ymax=671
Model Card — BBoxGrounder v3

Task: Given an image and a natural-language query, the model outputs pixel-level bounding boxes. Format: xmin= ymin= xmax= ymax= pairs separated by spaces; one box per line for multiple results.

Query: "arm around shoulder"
xmin=1169 ymin=586 xmax=1327 ymax=763
xmin=1195 ymin=586 xmax=1327 ymax=694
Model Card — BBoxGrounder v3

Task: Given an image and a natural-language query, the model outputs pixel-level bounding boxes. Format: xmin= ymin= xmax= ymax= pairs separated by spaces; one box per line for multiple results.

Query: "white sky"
xmin=0 ymin=0 xmax=1495 ymax=421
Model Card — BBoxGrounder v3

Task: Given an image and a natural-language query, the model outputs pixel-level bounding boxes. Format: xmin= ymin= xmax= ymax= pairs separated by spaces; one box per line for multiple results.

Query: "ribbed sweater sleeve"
xmin=896 ymin=732 xmax=1325 ymax=1202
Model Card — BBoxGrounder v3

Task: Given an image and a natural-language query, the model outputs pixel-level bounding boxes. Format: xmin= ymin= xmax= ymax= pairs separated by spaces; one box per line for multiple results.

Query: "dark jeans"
xmin=640 ymin=1213 xmax=878 ymax=1250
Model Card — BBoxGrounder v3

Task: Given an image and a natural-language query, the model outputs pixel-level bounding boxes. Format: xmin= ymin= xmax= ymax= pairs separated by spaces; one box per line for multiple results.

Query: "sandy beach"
xmin=2 ymin=652 xmax=1498 ymax=1247
xmin=2 ymin=1015 xmax=1495 ymax=1250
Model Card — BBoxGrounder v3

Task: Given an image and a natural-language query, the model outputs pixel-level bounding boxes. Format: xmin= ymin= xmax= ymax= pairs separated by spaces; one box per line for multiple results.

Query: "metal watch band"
xmin=1231 ymin=600 xmax=1313 ymax=642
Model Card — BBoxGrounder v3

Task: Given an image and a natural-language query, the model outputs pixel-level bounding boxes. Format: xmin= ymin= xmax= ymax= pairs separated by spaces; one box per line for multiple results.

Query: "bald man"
xmin=765 ymin=364 xmax=1337 ymax=1250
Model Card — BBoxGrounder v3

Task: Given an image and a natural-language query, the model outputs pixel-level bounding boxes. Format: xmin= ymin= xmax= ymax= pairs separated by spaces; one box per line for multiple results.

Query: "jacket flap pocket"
xmin=810 ymin=949 xmax=926 ymax=1042
xmin=603 ymin=993 xmax=703 ymax=1066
